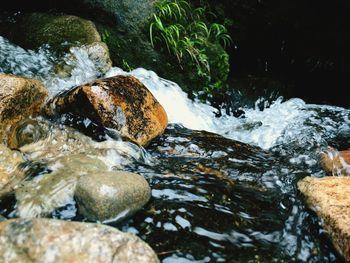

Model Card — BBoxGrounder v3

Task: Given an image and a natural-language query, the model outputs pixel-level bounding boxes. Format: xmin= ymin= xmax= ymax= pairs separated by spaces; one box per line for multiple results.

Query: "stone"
xmin=320 ymin=147 xmax=350 ymax=176
xmin=12 ymin=118 xmax=149 ymax=218
xmin=75 ymin=171 xmax=151 ymax=222
xmin=45 ymin=75 xmax=168 ymax=146
xmin=0 ymin=74 xmax=48 ymax=144
xmin=0 ymin=144 xmax=25 ymax=198
xmin=298 ymin=176 xmax=350 ymax=262
xmin=0 ymin=215 xmax=6 ymax=222
xmin=54 ymin=41 xmax=112 ymax=78
xmin=11 ymin=13 xmax=101 ymax=53
xmin=15 ymin=154 xmax=107 ymax=218
xmin=0 ymin=218 xmax=159 ymax=263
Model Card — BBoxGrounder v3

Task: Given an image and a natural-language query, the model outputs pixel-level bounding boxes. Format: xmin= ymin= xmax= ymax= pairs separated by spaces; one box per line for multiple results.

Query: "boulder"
xmin=75 ymin=171 xmax=151 ymax=222
xmin=0 ymin=74 xmax=48 ymax=144
xmin=298 ymin=176 xmax=350 ymax=262
xmin=10 ymin=13 xmax=101 ymax=52
xmin=0 ymin=218 xmax=159 ymax=262
xmin=320 ymin=147 xmax=350 ymax=176
xmin=0 ymin=144 xmax=25 ymax=198
xmin=45 ymin=75 xmax=168 ymax=146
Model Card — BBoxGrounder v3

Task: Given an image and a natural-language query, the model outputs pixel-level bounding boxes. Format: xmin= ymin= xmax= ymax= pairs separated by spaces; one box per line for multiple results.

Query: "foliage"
xmin=101 ymin=30 xmax=110 ymax=43
xmin=149 ymin=0 xmax=232 ymax=94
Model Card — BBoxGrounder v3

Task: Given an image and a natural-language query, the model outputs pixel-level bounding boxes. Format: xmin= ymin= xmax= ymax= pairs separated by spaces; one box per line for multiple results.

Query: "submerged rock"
xmin=15 ymin=154 xmax=107 ymax=218
xmin=0 ymin=144 xmax=25 ymax=198
xmin=45 ymin=75 xmax=168 ymax=146
xmin=298 ymin=176 xmax=350 ymax=262
xmin=75 ymin=171 xmax=151 ymax=222
xmin=320 ymin=147 xmax=350 ymax=176
xmin=0 ymin=74 xmax=47 ymax=145
xmin=0 ymin=218 xmax=159 ymax=262
xmin=11 ymin=118 xmax=150 ymax=218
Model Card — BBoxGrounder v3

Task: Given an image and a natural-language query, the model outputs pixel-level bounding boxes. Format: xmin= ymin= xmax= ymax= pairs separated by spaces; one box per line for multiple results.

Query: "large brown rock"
xmin=298 ymin=176 xmax=350 ymax=262
xmin=45 ymin=75 xmax=168 ymax=146
xmin=0 ymin=74 xmax=48 ymax=144
xmin=75 ymin=171 xmax=151 ymax=222
xmin=0 ymin=218 xmax=159 ymax=263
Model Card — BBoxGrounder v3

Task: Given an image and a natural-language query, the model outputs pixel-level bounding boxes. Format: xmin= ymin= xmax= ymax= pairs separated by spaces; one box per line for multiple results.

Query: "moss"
xmin=10 ymin=13 xmax=101 ymax=53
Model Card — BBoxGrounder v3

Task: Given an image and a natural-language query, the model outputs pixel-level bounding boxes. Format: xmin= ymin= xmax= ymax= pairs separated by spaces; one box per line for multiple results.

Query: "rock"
xmin=0 ymin=144 xmax=25 ymax=198
xmin=54 ymin=41 xmax=112 ymax=78
xmin=320 ymin=147 xmax=350 ymax=176
xmin=0 ymin=215 xmax=6 ymax=222
xmin=0 ymin=74 xmax=48 ymax=144
xmin=298 ymin=176 xmax=350 ymax=262
xmin=73 ymin=0 xmax=156 ymax=32
xmin=0 ymin=218 xmax=159 ymax=262
xmin=15 ymin=154 xmax=107 ymax=218
xmin=45 ymin=75 xmax=168 ymax=146
xmin=12 ymin=118 xmax=149 ymax=218
xmin=75 ymin=171 xmax=151 ymax=222
xmin=9 ymin=12 xmax=101 ymax=53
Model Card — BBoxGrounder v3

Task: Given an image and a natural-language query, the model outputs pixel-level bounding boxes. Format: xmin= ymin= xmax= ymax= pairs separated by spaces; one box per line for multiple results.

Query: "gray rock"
xmin=75 ymin=171 xmax=151 ymax=222
xmin=0 ymin=218 xmax=159 ymax=263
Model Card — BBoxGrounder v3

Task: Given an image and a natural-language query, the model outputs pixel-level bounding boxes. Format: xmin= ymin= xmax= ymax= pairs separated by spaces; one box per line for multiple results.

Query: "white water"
xmin=1 ymin=36 xmax=349 ymax=150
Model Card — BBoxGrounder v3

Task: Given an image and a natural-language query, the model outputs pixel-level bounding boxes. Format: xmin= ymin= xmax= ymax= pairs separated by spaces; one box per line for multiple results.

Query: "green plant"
xmin=121 ymin=58 xmax=134 ymax=72
xmin=149 ymin=0 xmax=232 ymax=93
xmin=101 ymin=30 xmax=110 ymax=43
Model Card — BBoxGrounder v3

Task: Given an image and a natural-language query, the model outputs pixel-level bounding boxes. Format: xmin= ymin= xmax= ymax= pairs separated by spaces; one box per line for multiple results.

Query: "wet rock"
xmin=320 ymin=147 xmax=350 ymax=176
xmin=75 ymin=171 xmax=151 ymax=222
xmin=298 ymin=176 xmax=350 ymax=262
xmin=12 ymin=118 xmax=150 ymax=218
xmin=45 ymin=75 xmax=168 ymax=146
xmin=54 ymin=41 xmax=112 ymax=77
xmin=0 ymin=74 xmax=48 ymax=144
xmin=7 ymin=118 xmax=46 ymax=149
xmin=0 ymin=144 xmax=25 ymax=198
xmin=9 ymin=12 xmax=101 ymax=52
xmin=15 ymin=154 xmax=107 ymax=218
xmin=0 ymin=218 xmax=159 ymax=262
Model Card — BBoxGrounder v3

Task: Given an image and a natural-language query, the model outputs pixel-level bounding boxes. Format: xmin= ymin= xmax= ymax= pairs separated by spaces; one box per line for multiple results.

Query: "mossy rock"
xmin=8 ymin=12 xmax=101 ymax=53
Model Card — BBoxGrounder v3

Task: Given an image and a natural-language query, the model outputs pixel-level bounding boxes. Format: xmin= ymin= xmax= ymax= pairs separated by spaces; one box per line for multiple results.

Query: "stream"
xmin=1 ymin=35 xmax=349 ymax=262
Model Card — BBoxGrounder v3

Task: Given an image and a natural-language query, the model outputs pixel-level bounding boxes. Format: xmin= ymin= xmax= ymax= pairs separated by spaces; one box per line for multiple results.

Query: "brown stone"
xmin=45 ymin=75 xmax=168 ymax=146
xmin=320 ymin=147 xmax=350 ymax=176
xmin=0 ymin=74 xmax=48 ymax=144
xmin=0 ymin=218 xmax=159 ymax=263
xmin=298 ymin=176 xmax=350 ymax=262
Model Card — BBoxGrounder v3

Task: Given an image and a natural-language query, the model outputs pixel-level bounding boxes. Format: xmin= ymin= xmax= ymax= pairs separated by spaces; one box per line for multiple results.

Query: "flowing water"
xmin=1 ymin=35 xmax=349 ymax=262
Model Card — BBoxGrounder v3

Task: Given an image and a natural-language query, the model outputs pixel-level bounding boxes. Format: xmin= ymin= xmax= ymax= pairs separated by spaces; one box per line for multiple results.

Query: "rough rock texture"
xmin=298 ymin=176 xmax=350 ymax=262
xmin=0 ymin=144 xmax=25 ymax=198
xmin=75 ymin=171 xmax=151 ymax=222
xmin=9 ymin=13 xmax=101 ymax=52
xmin=0 ymin=74 xmax=48 ymax=144
xmin=320 ymin=147 xmax=350 ymax=176
xmin=45 ymin=75 xmax=168 ymax=146
xmin=0 ymin=218 xmax=159 ymax=263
